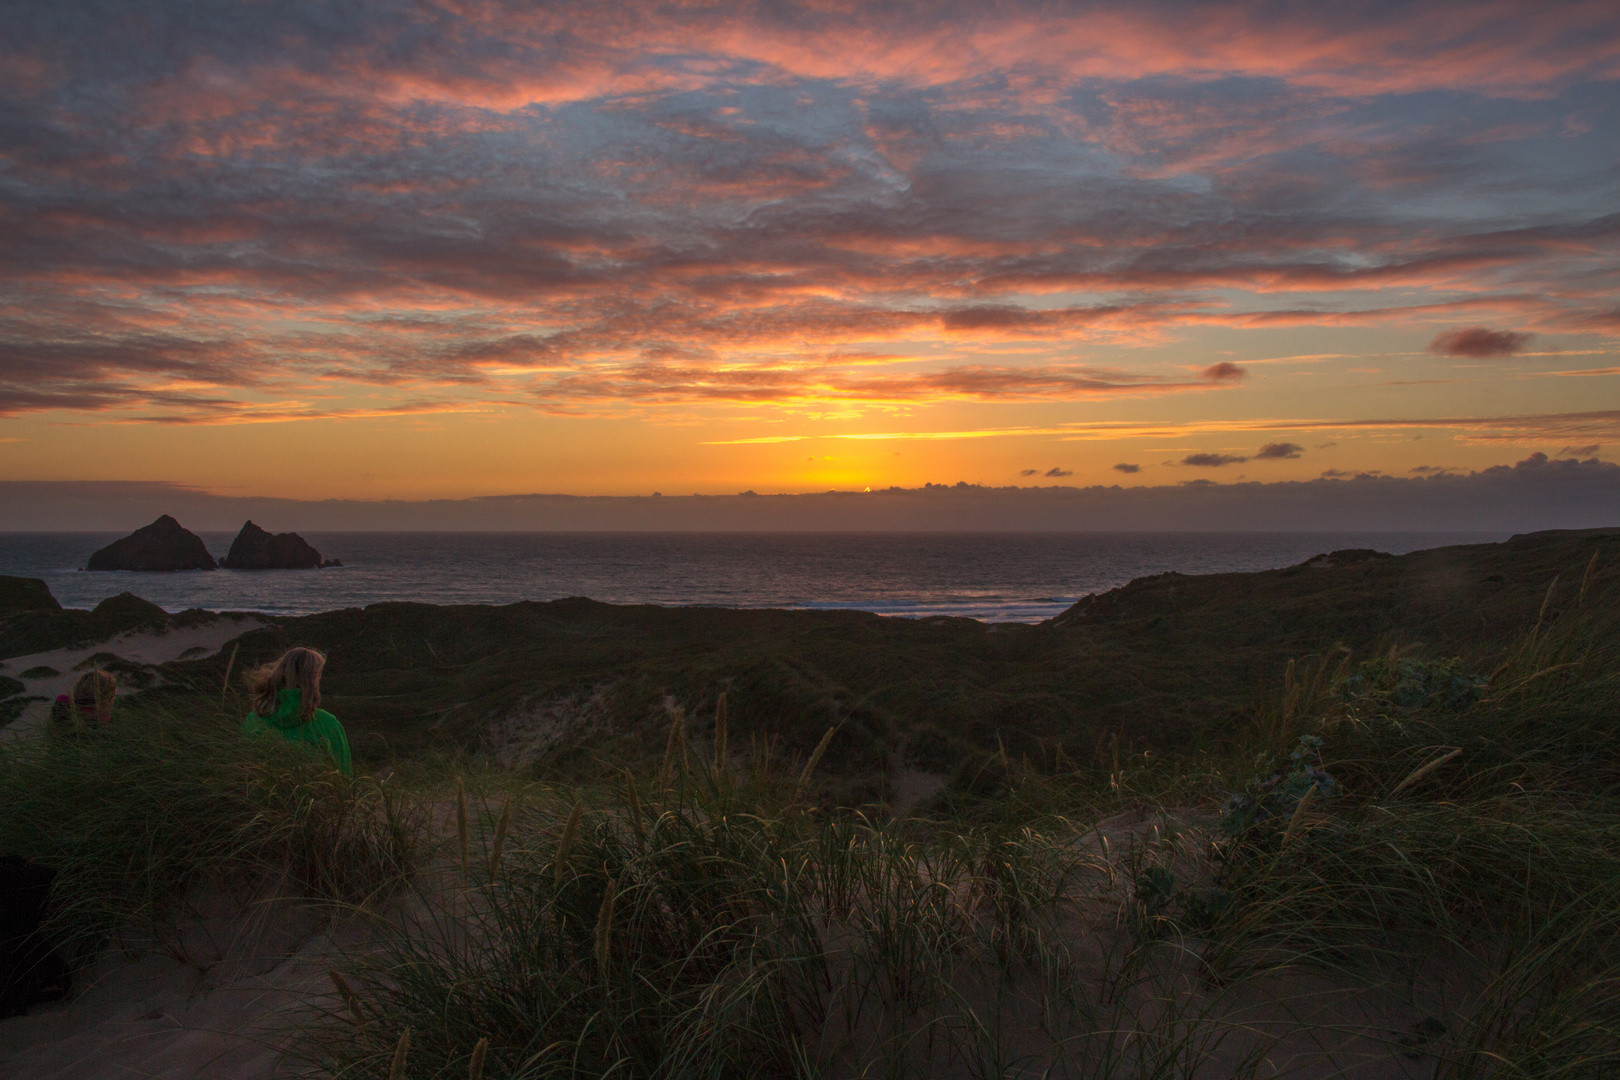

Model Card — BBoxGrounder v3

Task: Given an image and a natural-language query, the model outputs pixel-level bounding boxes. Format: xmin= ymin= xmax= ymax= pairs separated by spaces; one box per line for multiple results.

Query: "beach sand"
xmin=0 ymin=894 xmax=364 ymax=1079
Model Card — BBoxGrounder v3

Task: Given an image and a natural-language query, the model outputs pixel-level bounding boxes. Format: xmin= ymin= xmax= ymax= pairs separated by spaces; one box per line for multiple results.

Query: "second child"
xmin=241 ymin=647 xmax=353 ymax=777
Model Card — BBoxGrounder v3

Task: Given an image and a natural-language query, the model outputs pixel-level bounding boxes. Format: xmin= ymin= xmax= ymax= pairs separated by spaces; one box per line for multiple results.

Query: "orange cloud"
xmin=2 ymin=0 xmax=1617 ymax=433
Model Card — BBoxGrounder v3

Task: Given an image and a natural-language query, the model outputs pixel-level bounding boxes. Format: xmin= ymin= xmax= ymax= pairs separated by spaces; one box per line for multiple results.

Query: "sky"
xmin=2 ymin=0 xmax=1619 ymax=513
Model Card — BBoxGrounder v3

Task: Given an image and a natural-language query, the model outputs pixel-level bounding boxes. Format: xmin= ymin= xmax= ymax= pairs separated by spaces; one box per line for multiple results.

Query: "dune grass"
xmin=0 ymin=699 xmax=422 ymax=958
xmin=4 ymin=550 xmax=1619 ymax=1077
xmin=299 ymin=564 xmax=1620 ymax=1079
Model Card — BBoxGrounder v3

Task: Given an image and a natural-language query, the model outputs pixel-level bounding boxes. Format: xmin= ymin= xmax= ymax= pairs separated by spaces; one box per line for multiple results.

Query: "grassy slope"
xmin=6 ymin=530 xmax=1615 ymax=783
xmin=205 ymin=532 xmax=1620 ymax=773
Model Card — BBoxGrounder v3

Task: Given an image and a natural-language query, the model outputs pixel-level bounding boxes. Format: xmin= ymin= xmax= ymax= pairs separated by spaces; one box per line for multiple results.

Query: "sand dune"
xmin=1 ymin=615 xmax=266 ymax=741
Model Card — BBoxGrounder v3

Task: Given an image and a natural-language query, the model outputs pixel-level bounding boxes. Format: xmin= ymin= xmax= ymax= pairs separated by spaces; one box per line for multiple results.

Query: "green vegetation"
xmin=2 ymin=531 xmax=1619 ymax=1076
xmin=116 ymin=529 xmax=1619 ymax=793
xmin=301 ymin=563 xmax=1620 ymax=1077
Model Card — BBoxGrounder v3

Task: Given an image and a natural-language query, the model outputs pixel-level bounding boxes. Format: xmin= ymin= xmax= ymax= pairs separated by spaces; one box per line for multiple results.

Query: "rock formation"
xmin=220 ymin=520 xmax=332 ymax=570
xmin=85 ymin=515 xmax=216 ymax=571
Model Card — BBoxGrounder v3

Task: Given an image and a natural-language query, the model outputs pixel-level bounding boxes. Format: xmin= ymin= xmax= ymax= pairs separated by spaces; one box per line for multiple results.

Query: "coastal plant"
xmin=1335 ymin=654 xmax=1485 ymax=715
xmin=1182 ymin=571 xmax=1620 ymax=1073
xmin=1216 ymin=734 xmax=1339 ymax=840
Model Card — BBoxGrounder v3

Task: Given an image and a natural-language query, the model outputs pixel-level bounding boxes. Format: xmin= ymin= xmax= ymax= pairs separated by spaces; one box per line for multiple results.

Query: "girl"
xmin=49 ymin=669 xmax=116 ymax=731
xmin=241 ymin=647 xmax=352 ymax=777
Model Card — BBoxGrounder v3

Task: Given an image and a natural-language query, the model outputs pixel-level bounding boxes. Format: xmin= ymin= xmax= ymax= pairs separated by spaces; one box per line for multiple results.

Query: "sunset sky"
xmin=3 ymin=1 xmax=1618 ymax=502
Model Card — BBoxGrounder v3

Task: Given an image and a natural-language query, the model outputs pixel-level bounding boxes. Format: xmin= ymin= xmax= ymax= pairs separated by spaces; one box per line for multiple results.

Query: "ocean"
xmin=0 ymin=531 xmax=1500 ymax=623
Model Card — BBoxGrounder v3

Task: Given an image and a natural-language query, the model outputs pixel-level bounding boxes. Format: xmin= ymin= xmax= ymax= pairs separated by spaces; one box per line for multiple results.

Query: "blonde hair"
xmin=247 ymin=647 xmax=326 ymax=721
xmin=71 ymin=669 xmax=117 ymax=723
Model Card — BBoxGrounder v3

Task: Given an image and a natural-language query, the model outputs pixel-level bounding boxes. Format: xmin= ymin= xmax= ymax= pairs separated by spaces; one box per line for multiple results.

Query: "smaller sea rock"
xmin=86 ymin=515 xmax=217 ymax=571
xmin=221 ymin=520 xmax=325 ymax=570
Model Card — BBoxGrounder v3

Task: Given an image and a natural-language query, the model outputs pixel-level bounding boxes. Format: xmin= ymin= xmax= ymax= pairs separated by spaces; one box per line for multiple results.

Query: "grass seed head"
xmin=388 ymin=1027 xmax=410 ymax=1080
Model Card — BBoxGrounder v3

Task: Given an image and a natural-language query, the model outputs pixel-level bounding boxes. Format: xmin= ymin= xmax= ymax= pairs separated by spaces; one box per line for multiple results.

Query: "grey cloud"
xmin=1112 ymin=463 xmax=1141 ymax=473
xmin=1044 ymin=467 xmax=1073 ymax=477
xmin=1019 ymin=468 xmax=1039 ymax=476
xmin=1254 ymin=442 xmax=1303 ymax=459
xmin=4 ymin=456 xmax=1619 ymax=531
xmin=1563 ymin=444 xmax=1601 ymax=457
xmin=1429 ymin=327 xmax=1535 ymax=358
xmin=1183 ymin=453 xmax=1247 ymax=467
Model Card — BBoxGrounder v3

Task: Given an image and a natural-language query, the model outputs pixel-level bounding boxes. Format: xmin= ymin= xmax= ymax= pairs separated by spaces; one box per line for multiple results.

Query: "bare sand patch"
xmin=0 ymin=898 xmax=368 ymax=1080
xmin=1 ymin=615 xmax=267 ymax=740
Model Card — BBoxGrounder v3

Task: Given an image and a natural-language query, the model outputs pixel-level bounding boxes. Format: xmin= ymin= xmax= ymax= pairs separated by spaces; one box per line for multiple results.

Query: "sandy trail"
xmin=0 ymin=896 xmax=367 ymax=1080
xmin=0 ymin=615 xmax=267 ymax=740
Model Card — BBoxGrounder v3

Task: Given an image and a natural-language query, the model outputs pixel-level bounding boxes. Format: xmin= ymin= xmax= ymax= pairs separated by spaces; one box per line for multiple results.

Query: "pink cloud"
xmin=1 ymin=0 xmax=1615 ymax=426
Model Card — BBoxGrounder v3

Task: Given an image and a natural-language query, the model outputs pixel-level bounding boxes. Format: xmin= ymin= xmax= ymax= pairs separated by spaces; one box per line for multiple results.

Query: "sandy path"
xmin=0 ymin=615 xmax=267 ymax=740
xmin=0 ymin=896 xmax=367 ymax=1080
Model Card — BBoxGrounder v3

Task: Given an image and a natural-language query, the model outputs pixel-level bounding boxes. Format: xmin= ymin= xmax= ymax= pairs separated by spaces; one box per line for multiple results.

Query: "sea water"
xmin=0 ymin=531 xmax=1500 ymax=623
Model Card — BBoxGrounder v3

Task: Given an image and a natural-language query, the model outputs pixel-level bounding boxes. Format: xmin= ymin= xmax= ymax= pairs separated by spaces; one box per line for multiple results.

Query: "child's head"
xmin=70 ymin=669 xmax=117 ymax=723
xmin=247 ymin=646 xmax=326 ymax=720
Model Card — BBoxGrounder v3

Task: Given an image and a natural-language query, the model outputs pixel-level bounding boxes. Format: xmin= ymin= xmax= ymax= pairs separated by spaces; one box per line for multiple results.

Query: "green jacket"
xmin=243 ymin=688 xmax=353 ymax=778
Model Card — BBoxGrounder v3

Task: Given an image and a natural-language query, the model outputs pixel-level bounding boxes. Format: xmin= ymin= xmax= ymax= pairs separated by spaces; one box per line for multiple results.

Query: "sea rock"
xmin=221 ymin=520 xmax=326 ymax=570
xmin=85 ymin=515 xmax=217 ymax=572
xmin=0 ymin=576 xmax=60 ymax=613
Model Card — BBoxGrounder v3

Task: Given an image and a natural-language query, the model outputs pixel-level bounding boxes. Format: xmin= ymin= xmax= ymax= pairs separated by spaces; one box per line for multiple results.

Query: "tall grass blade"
xmin=713 ymin=692 xmax=728 ymax=788
xmin=662 ymin=707 xmax=686 ymax=785
xmin=330 ymin=968 xmax=365 ymax=1027
xmin=455 ymin=775 xmax=469 ymax=882
xmin=388 ymin=1027 xmax=410 ymax=1080
xmin=625 ymin=770 xmax=644 ymax=848
xmin=1534 ymin=574 xmax=1561 ymax=636
xmin=594 ymin=875 xmax=616 ymax=982
xmin=556 ymin=798 xmax=582 ymax=888
xmin=798 ymin=724 xmax=838 ymax=798
xmin=486 ymin=798 xmax=511 ymax=879
xmin=468 ymin=1037 xmax=488 ymax=1080
xmin=1280 ymin=783 xmax=1316 ymax=849
xmin=1392 ymin=746 xmax=1463 ymax=795
xmin=221 ymin=640 xmax=239 ymax=710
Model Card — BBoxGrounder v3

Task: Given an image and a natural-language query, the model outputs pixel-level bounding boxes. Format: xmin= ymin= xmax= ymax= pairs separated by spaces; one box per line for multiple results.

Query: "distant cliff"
xmin=85 ymin=515 xmax=216 ymax=571
xmin=220 ymin=520 xmax=335 ymax=569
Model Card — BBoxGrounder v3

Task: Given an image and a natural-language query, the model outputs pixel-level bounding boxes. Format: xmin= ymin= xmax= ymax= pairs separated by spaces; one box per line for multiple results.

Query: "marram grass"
xmin=0 ymin=698 xmax=422 ymax=955
xmin=307 ymin=570 xmax=1620 ymax=1078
